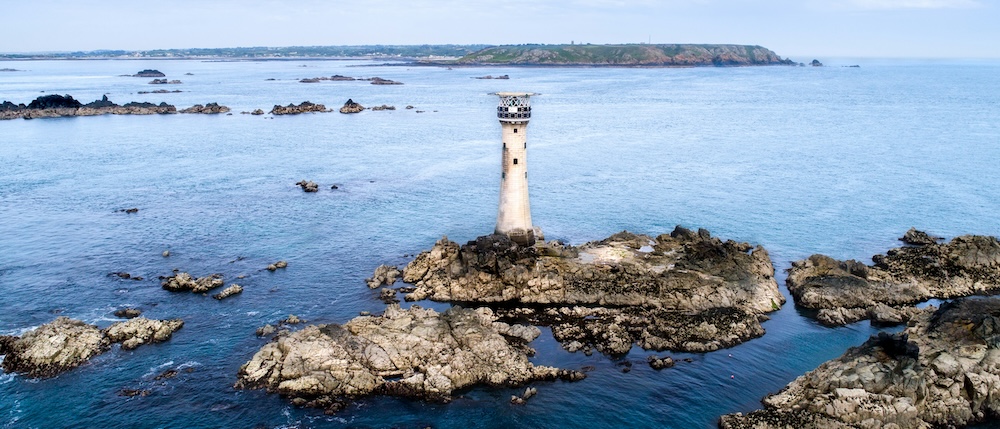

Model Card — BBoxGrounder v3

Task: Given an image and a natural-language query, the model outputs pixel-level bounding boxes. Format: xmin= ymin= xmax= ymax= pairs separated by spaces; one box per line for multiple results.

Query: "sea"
xmin=1 ymin=57 xmax=999 ymax=428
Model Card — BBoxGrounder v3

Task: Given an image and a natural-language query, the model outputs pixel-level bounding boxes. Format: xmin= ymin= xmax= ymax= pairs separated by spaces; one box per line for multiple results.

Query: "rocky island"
xmin=720 ymin=297 xmax=1000 ymax=429
xmin=379 ymin=227 xmax=783 ymax=355
xmin=787 ymin=229 xmax=1000 ymax=326
xmin=446 ymin=44 xmax=794 ymax=67
xmin=235 ymin=305 xmax=584 ymax=413
xmin=0 ymin=94 xmax=230 ymax=120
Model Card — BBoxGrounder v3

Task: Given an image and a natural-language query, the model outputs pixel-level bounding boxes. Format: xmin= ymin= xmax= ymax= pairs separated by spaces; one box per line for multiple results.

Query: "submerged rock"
xmin=295 ymin=180 xmax=319 ymax=193
xmin=787 ymin=231 xmax=1000 ymax=326
xmin=114 ymin=308 xmax=142 ymax=319
xmin=235 ymin=305 xmax=583 ymax=412
xmin=394 ymin=227 xmax=782 ymax=354
xmin=720 ymin=297 xmax=1000 ymax=428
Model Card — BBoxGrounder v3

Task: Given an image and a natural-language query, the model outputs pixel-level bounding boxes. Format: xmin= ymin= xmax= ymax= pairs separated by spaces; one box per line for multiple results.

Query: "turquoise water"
xmin=1 ymin=58 xmax=999 ymax=428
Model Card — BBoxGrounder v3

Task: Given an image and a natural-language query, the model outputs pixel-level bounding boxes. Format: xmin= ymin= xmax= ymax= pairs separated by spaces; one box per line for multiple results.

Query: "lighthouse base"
xmin=500 ymin=227 xmax=536 ymax=247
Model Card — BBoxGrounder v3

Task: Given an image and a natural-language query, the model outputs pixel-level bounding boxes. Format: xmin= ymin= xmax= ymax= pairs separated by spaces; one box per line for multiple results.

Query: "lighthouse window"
xmin=503 ymin=143 xmax=506 ymax=149
xmin=513 ymin=128 xmax=518 ymax=133
xmin=513 ymin=158 xmax=518 ymax=165
xmin=502 ymin=172 xmax=505 ymax=179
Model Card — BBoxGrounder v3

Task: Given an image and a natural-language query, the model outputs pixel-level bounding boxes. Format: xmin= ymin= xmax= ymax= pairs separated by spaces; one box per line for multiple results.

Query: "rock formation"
xmin=0 ymin=95 xmax=178 ymax=120
xmin=132 ymin=69 xmax=165 ymax=77
xmin=148 ymin=79 xmax=182 ymax=84
xmin=161 ymin=272 xmax=224 ymax=293
xmin=339 ymin=99 xmax=364 ymax=114
xmin=213 ymin=284 xmax=243 ymax=300
xmin=370 ymin=105 xmax=396 ymax=111
xmin=114 ymin=308 xmax=142 ymax=319
xmin=1 ymin=316 xmax=183 ymax=377
xmin=270 ymin=101 xmax=328 ymax=115
xmin=267 ymin=260 xmax=289 ymax=271
xmin=366 ymin=264 xmax=400 ymax=289
xmin=103 ymin=317 xmax=184 ymax=350
xmin=391 ymin=227 xmax=782 ymax=354
xmin=810 ymin=59 xmax=824 ymax=67
xmin=720 ymin=298 xmax=1000 ymax=429
xmin=366 ymin=77 xmax=402 ymax=85
xmin=295 ymin=180 xmax=319 ymax=192
xmin=452 ymin=44 xmax=794 ymax=66
xmin=787 ymin=230 xmax=1000 ymax=326
xmin=235 ymin=305 xmax=583 ymax=413
xmin=179 ymin=103 xmax=230 ymax=114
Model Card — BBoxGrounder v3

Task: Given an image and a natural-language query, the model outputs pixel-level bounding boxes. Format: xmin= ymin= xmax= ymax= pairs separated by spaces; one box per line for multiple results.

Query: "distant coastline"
xmin=0 ymin=43 xmax=796 ymax=67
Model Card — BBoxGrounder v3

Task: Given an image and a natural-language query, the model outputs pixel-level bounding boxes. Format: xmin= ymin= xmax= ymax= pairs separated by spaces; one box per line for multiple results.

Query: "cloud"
xmin=843 ymin=0 xmax=983 ymax=9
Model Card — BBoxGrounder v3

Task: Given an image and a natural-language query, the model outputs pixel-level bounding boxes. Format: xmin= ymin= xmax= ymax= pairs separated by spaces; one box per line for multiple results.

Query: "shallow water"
xmin=1 ymin=58 xmax=999 ymax=428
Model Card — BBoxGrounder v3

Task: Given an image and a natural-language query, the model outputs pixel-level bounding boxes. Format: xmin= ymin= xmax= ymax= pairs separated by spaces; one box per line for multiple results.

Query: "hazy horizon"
xmin=3 ymin=0 xmax=998 ymax=59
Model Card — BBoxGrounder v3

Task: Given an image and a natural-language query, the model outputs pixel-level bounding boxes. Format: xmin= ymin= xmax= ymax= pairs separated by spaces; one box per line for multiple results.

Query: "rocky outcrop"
xmin=366 ymin=77 xmax=402 ymax=85
xmin=370 ymin=105 xmax=395 ymax=111
xmin=366 ymin=264 xmax=400 ymax=289
xmin=213 ymin=284 xmax=243 ymax=300
xmin=810 ymin=59 xmax=823 ymax=67
xmin=161 ymin=272 xmax=224 ymax=293
xmin=149 ymin=79 xmax=182 ymax=84
xmin=103 ymin=317 xmax=184 ymax=350
xmin=235 ymin=305 xmax=584 ymax=413
xmin=295 ymin=180 xmax=319 ymax=192
xmin=133 ymin=69 xmax=165 ymax=77
xmin=339 ymin=99 xmax=364 ymax=114
xmin=720 ymin=298 xmax=1000 ymax=429
xmin=179 ymin=103 xmax=230 ymax=114
xmin=270 ymin=101 xmax=328 ymax=115
xmin=787 ymin=230 xmax=1000 ymax=326
xmin=267 ymin=260 xmax=289 ymax=271
xmin=1 ymin=316 xmax=184 ymax=377
xmin=1 ymin=95 xmax=178 ymax=120
xmin=114 ymin=308 xmax=142 ymax=319
xmin=0 ymin=317 xmax=107 ymax=377
xmin=393 ymin=227 xmax=782 ymax=354
xmin=138 ymin=89 xmax=183 ymax=94
xmin=300 ymin=75 xmax=357 ymax=83
xmin=474 ymin=75 xmax=510 ymax=79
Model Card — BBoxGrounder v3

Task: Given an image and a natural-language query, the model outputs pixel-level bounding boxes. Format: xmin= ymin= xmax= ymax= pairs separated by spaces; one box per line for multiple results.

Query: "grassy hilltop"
xmin=452 ymin=44 xmax=794 ymax=66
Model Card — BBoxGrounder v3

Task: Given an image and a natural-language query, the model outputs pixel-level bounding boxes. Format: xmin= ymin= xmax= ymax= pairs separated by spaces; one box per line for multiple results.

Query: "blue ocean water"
xmin=1 ymin=58 xmax=998 ymax=428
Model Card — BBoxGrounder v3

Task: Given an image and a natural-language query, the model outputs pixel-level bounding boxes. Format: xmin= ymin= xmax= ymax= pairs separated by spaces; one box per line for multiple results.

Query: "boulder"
xmin=295 ymin=180 xmax=319 ymax=193
xmin=114 ymin=308 xmax=142 ymax=319
xmin=900 ymin=228 xmax=942 ymax=246
xmin=235 ymin=305 xmax=583 ymax=412
xmin=133 ymin=69 xmax=165 ymax=77
xmin=366 ymin=264 xmax=401 ymax=288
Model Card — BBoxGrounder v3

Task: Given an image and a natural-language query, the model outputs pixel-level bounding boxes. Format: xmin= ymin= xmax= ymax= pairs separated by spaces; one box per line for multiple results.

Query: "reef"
xmin=719 ymin=297 xmax=1000 ymax=428
xmin=388 ymin=226 xmax=783 ymax=354
xmin=339 ymin=99 xmax=364 ymax=114
xmin=235 ymin=305 xmax=584 ymax=413
xmin=787 ymin=229 xmax=1000 ymax=326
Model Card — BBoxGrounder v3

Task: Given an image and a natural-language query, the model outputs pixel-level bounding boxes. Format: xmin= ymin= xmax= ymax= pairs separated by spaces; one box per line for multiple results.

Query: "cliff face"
xmin=454 ymin=44 xmax=793 ymax=66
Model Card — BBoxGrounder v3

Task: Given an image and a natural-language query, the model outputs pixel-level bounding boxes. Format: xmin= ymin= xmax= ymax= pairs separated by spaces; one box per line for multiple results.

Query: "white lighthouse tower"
xmin=492 ymin=92 xmax=540 ymax=246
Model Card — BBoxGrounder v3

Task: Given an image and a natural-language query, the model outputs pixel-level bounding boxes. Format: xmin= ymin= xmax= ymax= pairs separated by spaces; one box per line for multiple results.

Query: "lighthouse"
xmin=492 ymin=92 xmax=540 ymax=246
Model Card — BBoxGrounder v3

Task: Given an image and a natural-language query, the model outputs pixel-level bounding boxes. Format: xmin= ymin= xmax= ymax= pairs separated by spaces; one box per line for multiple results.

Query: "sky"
xmin=2 ymin=0 xmax=998 ymax=58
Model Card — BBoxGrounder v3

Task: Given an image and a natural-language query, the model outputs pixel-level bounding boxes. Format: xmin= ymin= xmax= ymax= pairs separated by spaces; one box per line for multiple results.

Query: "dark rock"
xmin=148 ymin=79 xmax=182 ymax=85
xmin=28 ymin=94 xmax=82 ymax=110
xmin=900 ymin=228 xmax=942 ymax=246
xmin=133 ymin=69 xmax=165 ymax=77
xmin=810 ymin=59 xmax=823 ymax=66
xmin=114 ymin=308 xmax=142 ymax=319
xmin=647 ymin=355 xmax=675 ymax=369
xmin=118 ymin=388 xmax=151 ymax=397
xmin=366 ymin=77 xmax=402 ymax=85
xmin=295 ymin=180 xmax=319 ymax=192
xmin=179 ymin=103 xmax=230 ymax=114
xmin=339 ymin=99 xmax=364 ymax=114
xmin=270 ymin=101 xmax=327 ymax=115
xmin=161 ymin=272 xmax=223 ymax=293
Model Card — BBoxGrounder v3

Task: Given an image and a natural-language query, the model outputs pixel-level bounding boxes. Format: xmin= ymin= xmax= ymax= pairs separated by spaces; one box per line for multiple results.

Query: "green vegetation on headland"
xmin=0 ymin=43 xmax=794 ymax=66
xmin=0 ymin=45 xmax=490 ymax=60
xmin=449 ymin=44 xmax=794 ymax=66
